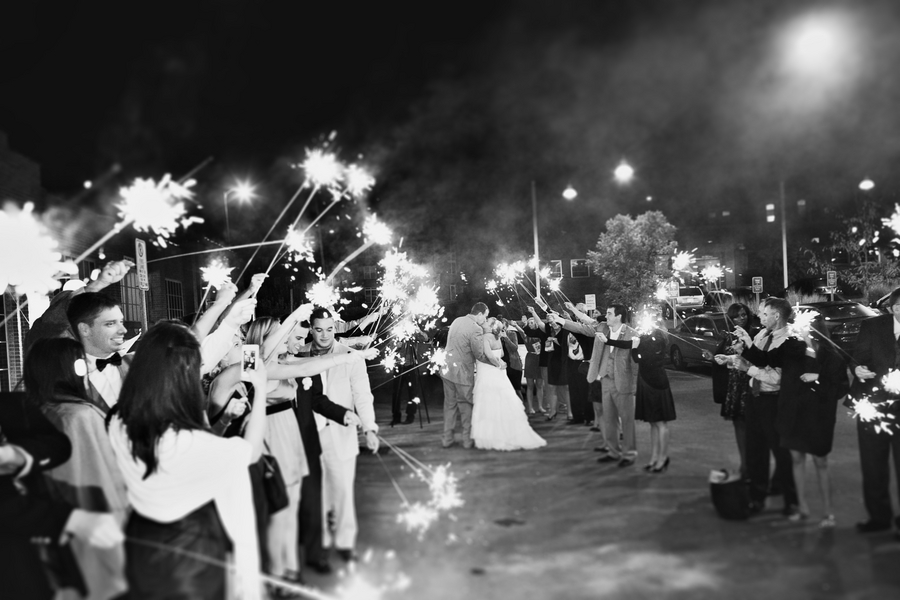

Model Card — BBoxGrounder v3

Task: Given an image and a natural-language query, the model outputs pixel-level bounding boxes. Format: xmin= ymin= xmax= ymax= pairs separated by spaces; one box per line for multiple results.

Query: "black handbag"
xmin=260 ymin=449 xmax=289 ymax=515
xmin=709 ymin=469 xmax=751 ymax=521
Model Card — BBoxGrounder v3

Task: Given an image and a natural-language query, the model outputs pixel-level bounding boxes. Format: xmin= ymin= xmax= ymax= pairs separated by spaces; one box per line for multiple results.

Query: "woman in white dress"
xmin=471 ymin=318 xmax=547 ymax=451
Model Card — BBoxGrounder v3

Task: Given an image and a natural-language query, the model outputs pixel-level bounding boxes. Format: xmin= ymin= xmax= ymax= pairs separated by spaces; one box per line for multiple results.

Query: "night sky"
xmin=3 ymin=0 xmax=900 ymax=276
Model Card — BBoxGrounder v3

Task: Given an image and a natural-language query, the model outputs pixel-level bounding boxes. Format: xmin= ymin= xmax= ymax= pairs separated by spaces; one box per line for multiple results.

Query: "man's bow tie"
xmin=96 ymin=354 xmax=123 ymax=372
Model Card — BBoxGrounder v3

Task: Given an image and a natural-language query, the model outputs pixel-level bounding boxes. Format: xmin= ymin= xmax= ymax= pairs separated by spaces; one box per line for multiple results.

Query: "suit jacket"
xmin=442 ymin=315 xmax=486 ymax=386
xmin=293 ymin=372 xmax=350 ymax=459
xmin=0 ymin=392 xmax=77 ymax=600
xmin=852 ymin=313 xmax=898 ymax=400
xmin=500 ymin=334 xmax=523 ymax=371
xmin=298 ymin=341 xmax=377 ymax=460
xmin=587 ymin=324 xmax=638 ymax=394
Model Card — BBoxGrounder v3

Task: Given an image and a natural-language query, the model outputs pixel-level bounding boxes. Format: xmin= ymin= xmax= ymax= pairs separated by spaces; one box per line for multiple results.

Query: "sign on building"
xmin=135 ymin=239 xmax=149 ymax=291
xmin=584 ymin=294 xmax=596 ymax=310
xmin=751 ymin=277 xmax=763 ymax=294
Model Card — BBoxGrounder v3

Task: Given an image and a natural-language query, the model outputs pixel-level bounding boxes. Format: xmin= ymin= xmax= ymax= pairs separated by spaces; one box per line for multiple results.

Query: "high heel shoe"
xmin=642 ymin=463 xmax=654 ymax=472
xmin=651 ymin=457 xmax=670 ymax=473
xmin=546 ymin=412 xmax=557 ymax=421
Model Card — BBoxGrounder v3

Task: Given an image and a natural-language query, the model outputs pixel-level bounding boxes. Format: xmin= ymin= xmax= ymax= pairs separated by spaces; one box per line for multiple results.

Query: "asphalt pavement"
xmin=303 ymin=366 xmax=900 ymax=600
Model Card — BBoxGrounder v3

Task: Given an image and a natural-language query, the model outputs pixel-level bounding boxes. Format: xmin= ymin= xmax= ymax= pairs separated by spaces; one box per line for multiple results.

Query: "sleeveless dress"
xmin=471 ymin=345 xmax=547 ymax=451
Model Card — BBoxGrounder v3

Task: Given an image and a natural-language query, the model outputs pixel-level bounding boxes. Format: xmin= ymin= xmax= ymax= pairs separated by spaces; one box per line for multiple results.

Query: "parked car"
xmin=797 ymin=301 xmax=879 ymax=352
xmin=675 ymin=286 xmax=704 ymax=307
xmin=666 ymin=312 xmax=729 ymax=369
xmin=703 ymin=287 xmax=769 ymax=312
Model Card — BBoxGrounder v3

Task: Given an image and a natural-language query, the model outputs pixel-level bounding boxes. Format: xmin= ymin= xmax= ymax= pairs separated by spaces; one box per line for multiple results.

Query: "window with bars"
xmin=570 ymin=259 xmax=591 ymax=278
xmin=166 ymin=280 xmax=185 ymax=321
xmin=448 ymin=284 xmax=457 ymax=300
xmin=364 ymin=288 xmax=379 ymax=306
xmin=360 ymin=265 xmax=378 ymax=280
xmin=80 ymin=259 xmax=97 ymax=282
xmin=119 ymin=260 xmax=143 ymax=323
xmin=548 ymin=260 xmax=563 ymax=278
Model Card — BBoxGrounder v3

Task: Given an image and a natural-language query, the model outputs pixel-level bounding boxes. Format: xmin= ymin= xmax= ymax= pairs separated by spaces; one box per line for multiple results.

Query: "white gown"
xmin=471 ymin=345 xmax=547 ymax=451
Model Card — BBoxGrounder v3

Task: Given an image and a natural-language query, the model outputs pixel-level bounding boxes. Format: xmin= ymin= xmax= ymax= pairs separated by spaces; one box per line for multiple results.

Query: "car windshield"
xmin=680 ymin=288 xmax=702 ymax=296
xmin=804 ymin=303 xmax=878 ymax=320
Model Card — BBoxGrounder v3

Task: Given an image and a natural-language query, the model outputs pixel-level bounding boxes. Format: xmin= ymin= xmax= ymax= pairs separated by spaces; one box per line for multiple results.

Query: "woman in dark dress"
xmin=108 ymin=321 xmax=268 ymax=599
xmin=766 ymin=317 xmax=848 ymax=526
xmin=606 ymin=331 xmax=675 ymax=472
xmin=711 ymin=303 xmax=757 ymax=480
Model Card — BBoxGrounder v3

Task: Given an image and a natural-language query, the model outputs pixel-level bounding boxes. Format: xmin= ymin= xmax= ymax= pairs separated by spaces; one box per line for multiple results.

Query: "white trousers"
xmin=266 ymin=481 xmax=301 ymax=576
xmin=320 ymin=436 xmax=358 ymax=550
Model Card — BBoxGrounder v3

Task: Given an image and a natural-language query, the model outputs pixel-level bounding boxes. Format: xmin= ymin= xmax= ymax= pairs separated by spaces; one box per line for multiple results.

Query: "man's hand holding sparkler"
xmin=85 ymin=259 xmax=135 ymax=292
xmin=596 ymin=331 xmax=608 ymax=344
xmin=855 ymin=365 xmax=877 ymax=381
xmin=364 ymin=429 xmax=379 ymax=453
xmin=213 ymin=281 xmax=238 ymax=306
xmin=731 ymin=326 xmax=753 ymax=347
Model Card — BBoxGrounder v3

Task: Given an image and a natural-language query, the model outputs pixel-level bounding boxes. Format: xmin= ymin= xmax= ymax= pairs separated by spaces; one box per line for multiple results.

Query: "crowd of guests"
xmin=1 ymin=260 xmax=382 ymax=600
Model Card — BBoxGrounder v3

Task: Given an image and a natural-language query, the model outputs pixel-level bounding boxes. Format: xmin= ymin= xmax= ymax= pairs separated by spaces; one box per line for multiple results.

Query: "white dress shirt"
xmin=85 ymin=353 xmax=124 ymax=408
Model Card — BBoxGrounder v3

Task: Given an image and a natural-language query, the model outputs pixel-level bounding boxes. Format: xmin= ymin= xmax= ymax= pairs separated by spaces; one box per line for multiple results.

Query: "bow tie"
xmin=95 ymin=354 xmax=123 ymax=372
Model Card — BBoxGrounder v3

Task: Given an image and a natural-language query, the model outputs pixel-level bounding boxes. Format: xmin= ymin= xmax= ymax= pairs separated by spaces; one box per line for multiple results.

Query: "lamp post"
xmin=224 ymin=181 xmax=255 ymax=241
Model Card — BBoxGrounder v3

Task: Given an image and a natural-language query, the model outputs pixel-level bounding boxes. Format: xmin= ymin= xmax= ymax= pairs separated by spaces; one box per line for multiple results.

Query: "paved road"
xmin=306 ymin=367 xmax=900 ymax=600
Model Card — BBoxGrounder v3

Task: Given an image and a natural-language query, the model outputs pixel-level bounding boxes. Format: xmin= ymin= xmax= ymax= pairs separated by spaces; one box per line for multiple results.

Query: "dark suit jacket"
xmin=851 ymin=313 xmax=897 ymax=400
xmin=293 ymin=373 xmax=350 ymax=459
xmin=0 ymin=392 xmax=76 ymax=600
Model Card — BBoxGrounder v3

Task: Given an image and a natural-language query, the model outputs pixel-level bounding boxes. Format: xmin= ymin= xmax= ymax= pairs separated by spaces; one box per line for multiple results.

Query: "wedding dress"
xmin=471 ymin=344 xmax=547 ymax=451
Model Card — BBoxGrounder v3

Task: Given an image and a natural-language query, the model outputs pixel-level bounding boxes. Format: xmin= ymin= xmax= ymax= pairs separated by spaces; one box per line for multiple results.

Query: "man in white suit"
xmin=300 ymin=307 xmax=379 ymax=562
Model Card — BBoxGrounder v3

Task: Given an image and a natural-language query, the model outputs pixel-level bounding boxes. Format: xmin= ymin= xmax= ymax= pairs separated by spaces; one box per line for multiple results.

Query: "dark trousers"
xmin=567 ymin=362 xmax=591 ymax=422
xmin=391 ymin=370 xmax=421 ymax=421
xmin=857 ymin=403 xmax=900 ymax=525
xmin=745 ymin=393 xmax=797 ymax=507
xmin=507 ymin=368 xmax=522 ymax=395
xmin=298 ymin=454 xmax=327 ymax=564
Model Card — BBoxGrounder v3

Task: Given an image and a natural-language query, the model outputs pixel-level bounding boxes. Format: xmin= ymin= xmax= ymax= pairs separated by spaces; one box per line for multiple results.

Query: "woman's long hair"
xmin=117 ymin=321 xmax=206 ymax=479
xmin=244 ymin=316 xmax=280 ymax=352
xmin=24 ymin=337 xmax=89 ymax=405
xmin=725 ymin=302 xmax=752 ymax=332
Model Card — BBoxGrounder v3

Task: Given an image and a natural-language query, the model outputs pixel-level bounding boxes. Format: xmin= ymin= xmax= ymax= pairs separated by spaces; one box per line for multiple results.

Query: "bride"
xmin=471 ymin=318 xmax=547 ymax=451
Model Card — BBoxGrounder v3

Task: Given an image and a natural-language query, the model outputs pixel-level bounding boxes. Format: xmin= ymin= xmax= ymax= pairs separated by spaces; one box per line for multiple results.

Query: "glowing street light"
xmin=614 ymin=161 xmax=634 ymax=184
xmin=562 ymin=185 xmax=578 ymax=200
xmin=224 ymin=180 xmax=255 ymax=240
xmin=859 ymin=178 xmax=875 ymax=191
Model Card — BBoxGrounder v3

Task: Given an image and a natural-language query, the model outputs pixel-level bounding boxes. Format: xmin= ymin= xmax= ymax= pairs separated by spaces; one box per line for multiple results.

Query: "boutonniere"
xmin=302 ymin=377 xmax=312 ymax=391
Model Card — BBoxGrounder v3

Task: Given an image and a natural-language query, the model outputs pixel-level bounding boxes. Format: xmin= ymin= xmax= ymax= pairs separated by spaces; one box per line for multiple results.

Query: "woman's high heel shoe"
xmin=651 ymin=457 xmax=670 ymax=473
xmin=642 ymin=463 xmax=654 ymax=472
xmin=546 ymin=412 xmax=557 ymax=421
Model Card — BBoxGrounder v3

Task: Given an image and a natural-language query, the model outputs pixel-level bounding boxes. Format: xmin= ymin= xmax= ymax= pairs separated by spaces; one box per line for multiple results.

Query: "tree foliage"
xmin=802 ymin=200 xmax=900 ymax=300
xmin=587 ymin=211 xmax=677 ymax=309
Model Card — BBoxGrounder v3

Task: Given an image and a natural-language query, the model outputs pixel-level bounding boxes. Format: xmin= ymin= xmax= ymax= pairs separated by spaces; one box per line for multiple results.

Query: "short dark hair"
xmin=608 ymin=304 xmax=628 ymax=321
xmin=67 ymin=292 xmax=121 ymax=336
xmin=764 ymin=297 xmax=792 ymax=323
xmin=888 ymin=287 xmax=900 ymax=309
xmin=309 ymin=307 xmax=335 ymax=327
xmin=117 ymin=321 xmax=206 ymax=479
xmin=24 ymin=337 xmax=89 ymax=405
xmin=470 ymin=302 xmax=488 ymax=315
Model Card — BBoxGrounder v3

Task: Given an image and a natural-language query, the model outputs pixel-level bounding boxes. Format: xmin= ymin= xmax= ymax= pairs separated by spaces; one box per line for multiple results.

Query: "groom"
xmin=441 ymin=302 xmax=503 ymax=448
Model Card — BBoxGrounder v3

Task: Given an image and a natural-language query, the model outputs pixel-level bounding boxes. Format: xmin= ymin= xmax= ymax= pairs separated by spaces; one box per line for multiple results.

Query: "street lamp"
xmin=859 ymin=178 xmax=875 ymax=191
xmin=532 ymin=162 xmax=635 ymax=298
xmin=224 ymin=180 xmax=255 ymax=240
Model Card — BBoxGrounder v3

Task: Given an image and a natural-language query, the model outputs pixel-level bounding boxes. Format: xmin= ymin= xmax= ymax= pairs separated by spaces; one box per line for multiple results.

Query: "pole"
xmin=531 ymin=180 xmax=540 ymax=300
xmin=780 ymin=181 xmax=788 ymax=289
xmin=224 ymin=192 xmax=230 ymax=241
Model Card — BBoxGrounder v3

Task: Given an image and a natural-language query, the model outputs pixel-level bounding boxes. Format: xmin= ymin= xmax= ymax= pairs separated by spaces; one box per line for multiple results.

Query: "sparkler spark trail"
xmin=882 ymin=369 xmax=900 ymax=396
xmin=285 ymin=227 xmax=315 ymax=263
xmin=344 ymin=164 xmax=375 ymax=198
xmin=849 ymin=395 xmax=896 ymax=435
xmin=115 ymin=175 xmax=203 ymax=248
xmin=307 ymin=278 xmax=341 ymax=309
xmin=788 ymin=308 xmax=818 ymax=338
xmin=672 ymin=250 xmax=696 ymax=273
xmin=0 ymin=202 xmax=77 ymax=296
xmin=301 ymin=148 xmax=343 ymax=188
xmin=362 ymin=215 xmax=392 ymax=246
xmin=882 ymin=204 xmax=900 ymax=236
xmin=200 ymin=259 xmax=233 ymax=289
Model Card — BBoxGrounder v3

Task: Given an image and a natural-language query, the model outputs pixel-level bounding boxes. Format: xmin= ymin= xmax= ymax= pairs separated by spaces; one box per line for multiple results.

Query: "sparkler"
xmin=700 ymin=265 xmax=724 ymax=287
xmin=285 ymin=227 xmax=316 ymax=263
xmin=115 ymin=175 xmax=202 ymax=248
xmin=633 ymin=309 xmax=661 ymax=336
xmin=788 ymin=308 xmax=818 ymax=338
xmin=344 ymin=164 xmax=376 ymax=198
xmin=672 ymin=250 xmax=696 ymax=273
xmin=325 ymin=215 xmax=393 ymax=283
xmin=200 ymin=259 xmax=233 ymax=289
xmin=882 ymin=204 xmax=900 ymax=236
xmin=427 ymin=347 xmax=448 ymax=375
xmin=849 ymin=395 xmax=896 ymax=435
xmin=301 ymin=148 xmax=343 ymax=189
xmin=0 ymin=202 xmax=78 ymax=297
xmin=306 ymin=278 xmax=341 ymax=309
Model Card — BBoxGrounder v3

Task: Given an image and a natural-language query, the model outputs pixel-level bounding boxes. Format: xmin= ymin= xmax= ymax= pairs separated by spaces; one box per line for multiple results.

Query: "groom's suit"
xmin=588 ymin=323 xmax=638 ymax=460
xmin=441 ymin=314 xmax=487 ymax=447
xmin=851 ymin=313 xmax=900 ymax=529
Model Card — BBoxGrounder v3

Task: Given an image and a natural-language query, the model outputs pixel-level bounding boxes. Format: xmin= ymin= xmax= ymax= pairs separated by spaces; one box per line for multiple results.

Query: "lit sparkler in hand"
xmin=301 ymin=148 xmax=343 ymax=189
xmin=307 ymin=278 xmax=340 ymax=308
xmin=344 ymin=164 xmax=376 ymax=198
xmin=700 ymin=265 xmax=724 ymax=287
xmin=789 ymin=309 xmax=818 ymax=338
xmin=0 ymin=202 xmax=77 ymax=296
xmin=633 ymin=309 xmax=661 ymax=336
xmin=115 ymin=175 xmax=202 ymax=248
xmin=284 ymin=227 xmax=315 ymax=263
xmin=672 ymin=250 xmax=695 ymax=273
xmin=849 ymin=394 xmax=896 ymax=435
xmin=362 ymin=214 xmax=392 ymax=246
xmin=427 ymin=347 xmax=448 ymax=375
xmin=380 ymin=347 xmax=400 ymax=373
xmin=200 ymin=259 xmax=233 ymax=289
